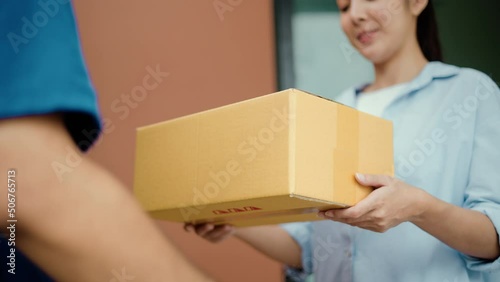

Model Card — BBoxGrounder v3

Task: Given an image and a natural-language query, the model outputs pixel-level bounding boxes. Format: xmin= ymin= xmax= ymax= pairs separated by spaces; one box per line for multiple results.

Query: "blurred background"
xmin=73 ymin=0 xmax=499 ymax=281
xmin=277 ymin=0 xmax=500 ymax=97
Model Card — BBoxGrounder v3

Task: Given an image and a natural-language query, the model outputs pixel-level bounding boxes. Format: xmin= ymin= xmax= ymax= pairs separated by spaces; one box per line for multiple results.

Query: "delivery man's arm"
xmin=0 ymin=114 xmax=213 ymax=282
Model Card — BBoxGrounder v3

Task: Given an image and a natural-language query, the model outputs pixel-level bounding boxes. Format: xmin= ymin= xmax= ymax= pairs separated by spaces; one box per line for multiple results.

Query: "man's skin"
xmin=0 ymin=114 xmax=213 ymax=282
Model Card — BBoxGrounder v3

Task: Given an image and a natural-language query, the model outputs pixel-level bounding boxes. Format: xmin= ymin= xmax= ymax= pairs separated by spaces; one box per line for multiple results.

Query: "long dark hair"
xmin=417 ymin=1 xmax=442 ymax=61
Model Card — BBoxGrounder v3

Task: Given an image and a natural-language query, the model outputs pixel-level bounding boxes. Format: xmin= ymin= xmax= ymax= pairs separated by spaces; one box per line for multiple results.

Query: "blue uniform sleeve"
xmin=0 ymin=0 xmax=101 ymax=152
xmin=280 ymin=222 xmax=313 ymax=282
xmin=1 ymin=2 xmax=100 ymax=281
xmin=461 ymin=72 xmax=500 ymax=271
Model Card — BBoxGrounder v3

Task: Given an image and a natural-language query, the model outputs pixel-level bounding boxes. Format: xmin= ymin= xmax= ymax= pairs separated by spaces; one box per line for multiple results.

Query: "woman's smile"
xmin=357 ymin=29 xmax=380 ymax=45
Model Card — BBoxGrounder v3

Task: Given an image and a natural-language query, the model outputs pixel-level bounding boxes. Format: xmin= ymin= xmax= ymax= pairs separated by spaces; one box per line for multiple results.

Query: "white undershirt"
xmin=356 ymin=83 xmax=408 ymax=117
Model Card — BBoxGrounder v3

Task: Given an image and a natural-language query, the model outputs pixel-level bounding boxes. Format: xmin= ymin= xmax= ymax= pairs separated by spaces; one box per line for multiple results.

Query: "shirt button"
xmin=345 ymin=251 xmax=352 ymax=258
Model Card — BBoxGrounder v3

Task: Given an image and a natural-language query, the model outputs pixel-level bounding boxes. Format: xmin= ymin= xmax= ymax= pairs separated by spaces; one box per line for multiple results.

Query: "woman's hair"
xmin=416 ymin=0 xmax=443 ymax=61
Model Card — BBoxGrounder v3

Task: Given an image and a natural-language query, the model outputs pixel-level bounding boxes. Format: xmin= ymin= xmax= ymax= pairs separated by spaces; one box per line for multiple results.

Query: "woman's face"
xmin=337 ymin=0 xmax=420 ymax=64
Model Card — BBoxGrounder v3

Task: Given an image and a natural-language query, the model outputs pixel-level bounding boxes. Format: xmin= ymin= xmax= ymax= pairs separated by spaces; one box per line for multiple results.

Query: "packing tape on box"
xmin=332 ymin=107 xmax=361 ymax=206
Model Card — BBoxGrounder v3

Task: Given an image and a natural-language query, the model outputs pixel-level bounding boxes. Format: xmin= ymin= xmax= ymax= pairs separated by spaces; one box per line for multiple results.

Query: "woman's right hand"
xmin=184 ymin=223 xmax=236 ymax=243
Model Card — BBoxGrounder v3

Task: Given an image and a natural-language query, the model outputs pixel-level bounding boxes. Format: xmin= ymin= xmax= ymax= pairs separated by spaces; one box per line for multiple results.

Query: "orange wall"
xmin=73 ymin=0 xmax=281 ymax=281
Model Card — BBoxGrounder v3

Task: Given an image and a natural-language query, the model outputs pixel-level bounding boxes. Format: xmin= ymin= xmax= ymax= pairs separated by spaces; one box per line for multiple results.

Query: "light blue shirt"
xmin=282 ymin=62 xmax=500 ymax=282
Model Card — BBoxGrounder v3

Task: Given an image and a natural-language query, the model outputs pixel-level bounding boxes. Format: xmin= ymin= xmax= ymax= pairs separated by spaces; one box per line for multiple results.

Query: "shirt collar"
xmin=337 ymin=62 xmax=461 ymax=108
xmin=404 ymin=61 xmax=460 ymax=95
xmin=353 ymin=61 xmax=460 ymax=96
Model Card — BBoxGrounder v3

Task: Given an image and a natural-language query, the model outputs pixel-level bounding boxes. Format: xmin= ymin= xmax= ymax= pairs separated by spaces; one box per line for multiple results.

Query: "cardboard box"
xmin=134 ymin=89 xmax=393 ymax=227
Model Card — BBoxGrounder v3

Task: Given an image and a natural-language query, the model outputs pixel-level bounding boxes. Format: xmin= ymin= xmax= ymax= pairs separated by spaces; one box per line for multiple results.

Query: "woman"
xmin=186 ymin=0 xmax=500 ymax=281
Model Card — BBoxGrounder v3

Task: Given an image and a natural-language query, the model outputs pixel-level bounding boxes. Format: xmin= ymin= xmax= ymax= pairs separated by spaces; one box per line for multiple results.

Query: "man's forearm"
xmin=411 ymin=191 xmax=500 ymax=260
xmin=18 ymin=162 xmax=212 ymax=282
xmin=0 ymin=115 xmax=213 ymax=282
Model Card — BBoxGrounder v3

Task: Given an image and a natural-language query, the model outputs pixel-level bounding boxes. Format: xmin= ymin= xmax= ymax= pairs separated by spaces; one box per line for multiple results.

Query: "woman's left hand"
xmin=319 ymin=173 xmax=428 ymax=233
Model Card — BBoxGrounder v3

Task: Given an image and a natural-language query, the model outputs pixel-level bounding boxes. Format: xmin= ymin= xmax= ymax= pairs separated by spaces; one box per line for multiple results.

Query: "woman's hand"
xmin=319 ymin=173 xmax=428 ymax=233
xmin=184 ymin=223 xmax=236 ymax=243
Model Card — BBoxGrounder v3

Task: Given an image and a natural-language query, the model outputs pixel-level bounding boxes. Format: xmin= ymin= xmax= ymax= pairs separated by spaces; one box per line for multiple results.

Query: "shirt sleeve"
xmin=461 ymin=72 xmax=500 ymax=271
xmin=280 ymin=222 xmax=313 ymax=282
xmin=0 ymin=1 xmax=101 ymax=152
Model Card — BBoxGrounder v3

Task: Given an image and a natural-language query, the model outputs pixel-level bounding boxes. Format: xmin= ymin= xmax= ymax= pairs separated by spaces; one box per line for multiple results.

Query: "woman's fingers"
xmin=185 ymin=223 xmax=235 ymax=243
xmin=184 ymin=223 xmax=195 ymax=232
xmin=195 ymin=223 xmax=215 ymax=237
xmin=204 ymin=225 xmax=235 ymax=243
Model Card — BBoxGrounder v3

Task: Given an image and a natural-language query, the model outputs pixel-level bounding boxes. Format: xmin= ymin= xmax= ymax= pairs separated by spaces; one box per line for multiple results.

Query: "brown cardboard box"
xmin=133 ymin=89 xmax=393 ymax=227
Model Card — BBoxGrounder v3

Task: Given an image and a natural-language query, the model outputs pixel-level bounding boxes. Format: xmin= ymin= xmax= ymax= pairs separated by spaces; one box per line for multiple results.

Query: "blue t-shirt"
xmin=0 ymin=0 xmax=101 ymax=151
xmin=0 ymin=1 xmax=101 ymax=281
